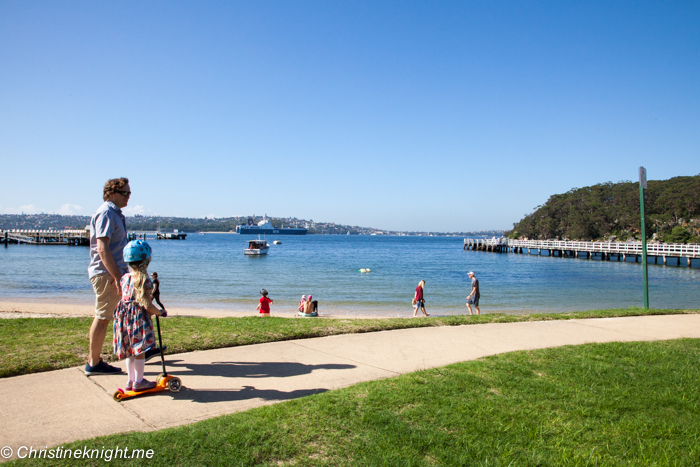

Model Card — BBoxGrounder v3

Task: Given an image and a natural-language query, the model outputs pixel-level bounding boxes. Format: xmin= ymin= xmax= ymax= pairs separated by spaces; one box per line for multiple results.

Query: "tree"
xmin=507 ymin=175 xmax=700 ymax=241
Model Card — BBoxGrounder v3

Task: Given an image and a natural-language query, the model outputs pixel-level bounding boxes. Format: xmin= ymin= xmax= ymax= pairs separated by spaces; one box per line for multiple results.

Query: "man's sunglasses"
xmin=116 ymin=190 xmax=131 ymax=197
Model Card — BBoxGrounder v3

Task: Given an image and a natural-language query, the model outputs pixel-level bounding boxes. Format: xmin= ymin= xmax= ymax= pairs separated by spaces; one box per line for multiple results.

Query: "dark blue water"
xmin=1 ymin=234 xmax=698 ymax=316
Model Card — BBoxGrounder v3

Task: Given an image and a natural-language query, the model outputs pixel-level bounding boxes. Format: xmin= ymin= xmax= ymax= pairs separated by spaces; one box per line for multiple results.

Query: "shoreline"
xmin=1 ymin=298 xmax=645 ymax=320
xmin=0 ymin=300 xmax=403 ymax=320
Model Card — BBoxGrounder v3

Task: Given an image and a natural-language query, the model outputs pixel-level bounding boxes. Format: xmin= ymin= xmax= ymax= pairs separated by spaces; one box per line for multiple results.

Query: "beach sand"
xmin=0 ymin=300 xmax=389 ymax=320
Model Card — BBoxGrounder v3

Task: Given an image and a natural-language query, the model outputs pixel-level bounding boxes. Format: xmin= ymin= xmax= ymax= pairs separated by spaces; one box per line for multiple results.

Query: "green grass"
xmin=12 ymin=339 xmax=700 ymax=466
xmin=1 ymin=307 xmax=697 ymax=378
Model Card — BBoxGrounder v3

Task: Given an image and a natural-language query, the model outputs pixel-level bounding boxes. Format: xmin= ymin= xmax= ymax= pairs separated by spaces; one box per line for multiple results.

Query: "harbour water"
xmin=1 ymin=234 xmax=698 ymax=316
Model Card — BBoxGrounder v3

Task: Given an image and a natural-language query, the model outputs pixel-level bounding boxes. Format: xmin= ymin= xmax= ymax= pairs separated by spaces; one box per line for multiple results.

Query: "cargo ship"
xmin=235 ymin=216 xmax=308 ymax=235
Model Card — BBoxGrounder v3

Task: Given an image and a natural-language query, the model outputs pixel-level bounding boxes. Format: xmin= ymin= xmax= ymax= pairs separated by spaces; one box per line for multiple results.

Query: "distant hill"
xmin=507 ymin=175 xmax=700 ymax=243
xmin=0 ymin=213 xmax=502 ymax=237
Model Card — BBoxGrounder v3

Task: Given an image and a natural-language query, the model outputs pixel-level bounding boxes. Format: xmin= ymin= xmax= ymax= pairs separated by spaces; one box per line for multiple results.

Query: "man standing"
xmin=466 ymin=271 xmax=480 ymax=315
xmin=84 ymin=178 xmax=131 ymax=375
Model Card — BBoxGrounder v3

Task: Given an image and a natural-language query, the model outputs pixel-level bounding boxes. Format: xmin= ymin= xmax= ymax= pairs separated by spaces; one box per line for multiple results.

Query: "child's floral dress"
xmin=113 ymin=273 xmax=156 ymax=359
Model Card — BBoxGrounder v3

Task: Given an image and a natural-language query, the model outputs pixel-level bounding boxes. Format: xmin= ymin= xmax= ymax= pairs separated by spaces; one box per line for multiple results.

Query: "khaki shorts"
xmin=90 ymin=274 xmax=120 ymax=320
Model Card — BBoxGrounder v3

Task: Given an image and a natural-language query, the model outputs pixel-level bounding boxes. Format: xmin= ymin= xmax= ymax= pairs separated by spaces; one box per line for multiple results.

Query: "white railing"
xmin=506 ymin=239 xmax=700 ymax=258
xmin=1 ymin=229 xmax=89 ymax=244
xmin=1 ymin=229 xmax=88 ymax=235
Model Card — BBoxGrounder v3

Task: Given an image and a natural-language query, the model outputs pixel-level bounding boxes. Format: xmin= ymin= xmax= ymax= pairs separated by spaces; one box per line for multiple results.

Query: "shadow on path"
xmin=153 ymin=360 xmax=356 ymax=379
xmin=170 ymin=385 xmax=330 ymax=404
xmin=139 ymin=360 xmax=355 ymax=404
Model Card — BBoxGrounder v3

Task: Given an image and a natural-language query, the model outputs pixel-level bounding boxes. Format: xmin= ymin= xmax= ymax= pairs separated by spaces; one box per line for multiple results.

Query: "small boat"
xmin=273 ymin=240 xmax=281 ymax=245
xmin=244 ymin=238 xmax=269 ymax=255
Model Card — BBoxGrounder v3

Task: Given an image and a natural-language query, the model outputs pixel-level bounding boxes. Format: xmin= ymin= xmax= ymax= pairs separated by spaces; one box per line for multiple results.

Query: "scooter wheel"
xmin=156 ymin=374 xmax=165 ymax=385
xmin=167 ymin=377 xmax=182 ymax=393
xmin=113 ymin=390 xmax=124 ymax=402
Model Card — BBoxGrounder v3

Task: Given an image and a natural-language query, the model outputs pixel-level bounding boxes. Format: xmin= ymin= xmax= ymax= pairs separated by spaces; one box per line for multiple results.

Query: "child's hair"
xmin=128 ymin=259 xmax=152 ymax=309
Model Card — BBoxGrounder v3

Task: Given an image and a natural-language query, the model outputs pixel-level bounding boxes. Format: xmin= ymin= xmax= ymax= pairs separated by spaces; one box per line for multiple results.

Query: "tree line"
xmin=507 ymin=175 xmax=700 ymax=243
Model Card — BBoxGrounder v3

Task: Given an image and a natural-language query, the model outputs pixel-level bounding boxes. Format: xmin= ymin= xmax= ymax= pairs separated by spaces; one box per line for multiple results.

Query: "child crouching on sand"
xmin=257 ymin=288 xmax=273 ymax=315
xmin=114 ymin=240 xmax=166 ymax=392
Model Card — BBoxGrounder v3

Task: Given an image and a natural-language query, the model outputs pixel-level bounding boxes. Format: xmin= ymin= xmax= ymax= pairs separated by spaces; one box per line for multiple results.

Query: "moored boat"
xmin=244 ymin=238 xmax=270 ymax=255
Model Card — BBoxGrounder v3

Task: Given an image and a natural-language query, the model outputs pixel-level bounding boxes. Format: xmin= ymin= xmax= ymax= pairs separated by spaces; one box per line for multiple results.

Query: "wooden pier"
xmin=2 ymin=229 xmax=187 ymax=246
xmin=2 ymin=229 xmax=90 ymax=246
xmin=464 ymin=238 xmax=699 ymax=267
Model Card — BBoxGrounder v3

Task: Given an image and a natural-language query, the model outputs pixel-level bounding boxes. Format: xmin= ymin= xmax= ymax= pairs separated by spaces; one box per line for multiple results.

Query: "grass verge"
xmin=11 ymin=339 xmax=700 ymax=466
xmin=1 ymin=307 xmax=697 ymax=378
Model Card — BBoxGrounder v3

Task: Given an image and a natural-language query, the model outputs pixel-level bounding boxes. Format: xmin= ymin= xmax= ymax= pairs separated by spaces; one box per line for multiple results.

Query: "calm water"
xmin=1 ymin=234 xmax=698 ymax=316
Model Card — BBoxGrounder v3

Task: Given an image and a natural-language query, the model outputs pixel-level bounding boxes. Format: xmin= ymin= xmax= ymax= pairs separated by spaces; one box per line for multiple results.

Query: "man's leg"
xmin=475 ymin=305 xmax=481 ymax=315
xmin=87 ymin=274 xmax=121 ymax=374
xmin=466 ymin=303 xmax=473 ymax=315
xmin=88 ymin=317 xmax=109 ymax=367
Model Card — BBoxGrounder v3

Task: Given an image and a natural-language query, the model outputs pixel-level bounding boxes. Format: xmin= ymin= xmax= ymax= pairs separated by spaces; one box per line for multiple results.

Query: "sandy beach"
xmin=0 ymin=300 xmax=389 ymax=320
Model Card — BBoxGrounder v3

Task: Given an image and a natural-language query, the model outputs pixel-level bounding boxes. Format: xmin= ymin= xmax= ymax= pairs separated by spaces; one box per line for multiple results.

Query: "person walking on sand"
xmin=257 ymin=289 xmax=273 ymax=316
xmin=466 ymin=271 xmax=480 ymax=315
xmin=150 ymin=272 xmax=165 ymax=309
xmin=148 ymin=272 xmax=168 ymax=357
xmin=114 ymin=240 xmax=167 ymax=391
xmin=413 ymin=280 xmax=429 ymax=317
xmin=85 ymin=178 xmax=131 ymax=376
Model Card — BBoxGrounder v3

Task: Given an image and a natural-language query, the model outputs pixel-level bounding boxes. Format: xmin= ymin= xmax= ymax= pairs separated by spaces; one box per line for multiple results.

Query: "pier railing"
xmin=505 ymin=239 xmax=700 ymax=258
xmin=464 ymin=237 xmax=699 ymax=266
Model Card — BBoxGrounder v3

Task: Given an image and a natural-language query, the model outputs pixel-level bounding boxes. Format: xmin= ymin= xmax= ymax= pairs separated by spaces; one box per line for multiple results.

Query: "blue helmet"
xmin=123 ymin=239 xmax=152 ymax=263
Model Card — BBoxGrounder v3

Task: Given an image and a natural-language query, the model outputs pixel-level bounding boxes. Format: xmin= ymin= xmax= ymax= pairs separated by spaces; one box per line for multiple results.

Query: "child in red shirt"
xmin=256 ymin=288 xmax=273 ymax=315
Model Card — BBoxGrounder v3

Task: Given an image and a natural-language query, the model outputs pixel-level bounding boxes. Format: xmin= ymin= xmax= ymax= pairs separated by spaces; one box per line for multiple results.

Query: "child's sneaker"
xmin=133 ymin=379 xmax=157 ymax=392
xmin=125 ymin=381 xmax=133 ymax=391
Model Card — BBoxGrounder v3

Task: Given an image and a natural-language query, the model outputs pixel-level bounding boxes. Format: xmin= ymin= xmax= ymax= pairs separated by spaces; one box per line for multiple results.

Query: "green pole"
xmin=639 ymin=167 xmax=649 ymax=309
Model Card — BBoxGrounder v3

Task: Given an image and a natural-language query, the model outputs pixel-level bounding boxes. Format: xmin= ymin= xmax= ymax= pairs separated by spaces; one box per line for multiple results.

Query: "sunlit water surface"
xmin=1 ymin=234 xmax=698 ymax=316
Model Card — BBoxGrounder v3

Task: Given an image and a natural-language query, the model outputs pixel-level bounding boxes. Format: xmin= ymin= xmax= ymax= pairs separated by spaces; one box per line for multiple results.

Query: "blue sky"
xmin=1 ymin=1 xmax=698 ymax=232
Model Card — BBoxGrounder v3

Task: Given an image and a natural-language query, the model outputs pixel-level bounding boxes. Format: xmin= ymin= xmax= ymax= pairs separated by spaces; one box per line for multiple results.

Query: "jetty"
xmin=2 ymin=229 xmax=186 ymax=246
xmin=1 ymin=229 xmax=90 ymax=246
xmin=129 ymin=231 xmax=187 ymax=240
xmin=464 ymin=238 xmax=699 ymax=267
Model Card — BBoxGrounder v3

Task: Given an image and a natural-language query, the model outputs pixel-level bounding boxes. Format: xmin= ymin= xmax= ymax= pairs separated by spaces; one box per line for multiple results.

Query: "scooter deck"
xmin=113 ymin=374 xmax=182 ymax=401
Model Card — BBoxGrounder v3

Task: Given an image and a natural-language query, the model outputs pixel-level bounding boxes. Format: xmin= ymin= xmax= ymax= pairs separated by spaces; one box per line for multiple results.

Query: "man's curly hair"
xmin=102 ymin=178 xmax=129 ymax=201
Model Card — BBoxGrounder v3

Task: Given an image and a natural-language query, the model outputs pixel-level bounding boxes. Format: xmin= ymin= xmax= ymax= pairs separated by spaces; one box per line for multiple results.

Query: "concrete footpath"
xmin=2 ymin=314 xmax=700 ymax=462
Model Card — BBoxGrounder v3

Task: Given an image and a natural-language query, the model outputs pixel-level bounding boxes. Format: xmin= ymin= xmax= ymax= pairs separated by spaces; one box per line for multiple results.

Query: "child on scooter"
xmin=114 ymin=240 xmax=167 ymax=392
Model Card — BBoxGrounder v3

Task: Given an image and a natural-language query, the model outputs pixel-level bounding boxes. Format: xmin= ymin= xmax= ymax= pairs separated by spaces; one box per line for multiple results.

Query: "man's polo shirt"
xmin=88 ymin=201 xmax=128 ymax=279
